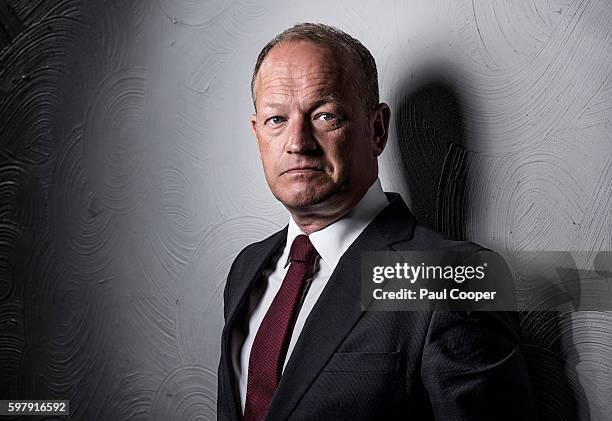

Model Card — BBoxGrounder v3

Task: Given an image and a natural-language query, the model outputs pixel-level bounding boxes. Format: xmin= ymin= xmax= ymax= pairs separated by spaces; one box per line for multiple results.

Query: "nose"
xmin=285 ymin=115 xmax=317 ymax=154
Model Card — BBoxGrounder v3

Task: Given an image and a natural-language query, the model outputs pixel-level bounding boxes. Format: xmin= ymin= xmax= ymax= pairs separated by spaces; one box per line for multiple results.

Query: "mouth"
xmin=282 ymin=167 xmax=323 ymax=175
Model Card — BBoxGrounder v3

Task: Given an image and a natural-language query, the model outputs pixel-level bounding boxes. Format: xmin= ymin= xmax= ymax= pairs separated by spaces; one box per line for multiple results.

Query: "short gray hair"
xmin=251 ymin=23 xmax=379 ymax=112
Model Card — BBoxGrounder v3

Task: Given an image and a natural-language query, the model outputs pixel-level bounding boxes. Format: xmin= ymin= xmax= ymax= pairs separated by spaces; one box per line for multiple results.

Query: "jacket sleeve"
xmin=420 ymin=251 xmax=538 ymax=420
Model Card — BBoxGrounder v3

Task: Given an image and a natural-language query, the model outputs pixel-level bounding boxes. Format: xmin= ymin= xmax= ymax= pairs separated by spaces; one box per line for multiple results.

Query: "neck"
xmin=290 ymin=212 xmax=346 ymax=235
xmin=287 ymin=184 xmax=373 ymax=235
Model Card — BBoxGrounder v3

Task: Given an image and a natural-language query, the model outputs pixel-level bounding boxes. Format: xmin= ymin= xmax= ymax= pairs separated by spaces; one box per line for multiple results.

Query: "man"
xmin=217 ymin=23 xmax=536 ymax=420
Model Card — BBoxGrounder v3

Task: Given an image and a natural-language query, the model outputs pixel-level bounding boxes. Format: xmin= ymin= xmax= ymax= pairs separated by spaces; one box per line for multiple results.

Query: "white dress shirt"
xmin=232 ymin=179 xmax=389 ymax=413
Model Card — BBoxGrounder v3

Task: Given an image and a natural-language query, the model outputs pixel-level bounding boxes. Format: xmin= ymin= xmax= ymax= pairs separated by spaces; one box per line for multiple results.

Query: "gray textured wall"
xmin=1 ymin=0 xmax=611 ymax=420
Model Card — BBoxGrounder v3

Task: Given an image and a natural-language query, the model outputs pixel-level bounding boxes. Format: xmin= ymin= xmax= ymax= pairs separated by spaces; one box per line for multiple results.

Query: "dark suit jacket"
xmin=217 ymin=193 xmax=537 ymax=420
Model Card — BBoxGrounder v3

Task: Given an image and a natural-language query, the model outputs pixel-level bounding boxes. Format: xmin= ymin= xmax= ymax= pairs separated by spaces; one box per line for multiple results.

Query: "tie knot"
xmin=289 ymin=234 xmax=318 ymax=263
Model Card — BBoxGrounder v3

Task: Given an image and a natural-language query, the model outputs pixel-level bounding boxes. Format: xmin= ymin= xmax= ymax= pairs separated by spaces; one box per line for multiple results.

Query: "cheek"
xmin=257 ymin=140 xmax=281 ymax=177
xmin=326 ymin=133 xmax=357 ymax=170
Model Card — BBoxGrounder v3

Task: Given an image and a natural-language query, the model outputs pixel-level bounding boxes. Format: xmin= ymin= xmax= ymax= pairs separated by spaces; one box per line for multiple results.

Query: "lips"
xmin=282 ymin=167 xmax=323 ymax=175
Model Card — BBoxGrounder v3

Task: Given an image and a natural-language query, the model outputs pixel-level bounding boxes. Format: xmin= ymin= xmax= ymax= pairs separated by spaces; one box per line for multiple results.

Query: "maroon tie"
xmin=244 ymin=234 xmax=319 ymax=421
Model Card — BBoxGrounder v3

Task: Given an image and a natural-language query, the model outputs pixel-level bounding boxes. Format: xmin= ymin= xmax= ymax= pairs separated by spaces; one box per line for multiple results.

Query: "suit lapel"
xmin=266 ymin=193 xmax=415 ymax=420
xmin=225 ymin=228 xmax=287 ymax=327
xmin=221 ymin=227 xmax=287 ymax=421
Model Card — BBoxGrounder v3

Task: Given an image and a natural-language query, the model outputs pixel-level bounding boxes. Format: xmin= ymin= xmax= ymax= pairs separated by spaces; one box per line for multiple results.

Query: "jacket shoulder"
xmin=400 ymin=222 xmax=484 ymax=254
xmin=222 ymin=227 xmax=287 ymax=320
xmin=229 ymin=226 xmax=287 ymax=275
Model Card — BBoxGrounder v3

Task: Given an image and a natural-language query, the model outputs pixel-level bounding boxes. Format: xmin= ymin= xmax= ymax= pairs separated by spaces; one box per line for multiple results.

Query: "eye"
xmin=315 ymin=112 xmax=337 ymax=122
xmin=266 ymin=116 xmax=285 ymax=125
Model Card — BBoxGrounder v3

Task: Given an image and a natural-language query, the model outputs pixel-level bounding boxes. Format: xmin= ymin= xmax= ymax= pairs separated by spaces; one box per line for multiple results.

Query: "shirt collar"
xmin=282 ymin=178 xmax=388 ymax=271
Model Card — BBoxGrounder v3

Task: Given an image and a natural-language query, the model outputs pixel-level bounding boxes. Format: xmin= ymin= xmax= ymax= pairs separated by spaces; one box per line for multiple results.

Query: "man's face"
xmin=251 ymin=40 xmax=387 ymax=215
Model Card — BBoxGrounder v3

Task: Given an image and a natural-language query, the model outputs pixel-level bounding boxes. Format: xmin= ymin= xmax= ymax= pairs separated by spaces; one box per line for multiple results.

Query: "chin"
xmin=278 ymin=194 xmax=324 ymax=209
xmin=270 ymin=174 xmax=344 ymax=208
xmin=274 ymin=186 xmax=334 ymax=210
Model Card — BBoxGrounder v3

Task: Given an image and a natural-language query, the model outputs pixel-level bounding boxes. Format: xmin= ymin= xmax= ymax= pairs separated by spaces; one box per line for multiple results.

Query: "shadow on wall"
xmin=394 ymin=63 xmax=590 ymax=421
xmin=394 ymin=74 xmax=467 ymax=240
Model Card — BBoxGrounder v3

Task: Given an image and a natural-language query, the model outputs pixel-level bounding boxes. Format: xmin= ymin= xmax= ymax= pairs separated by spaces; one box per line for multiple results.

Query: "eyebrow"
xmin=260 ymin=94 xmax=344 ymax=112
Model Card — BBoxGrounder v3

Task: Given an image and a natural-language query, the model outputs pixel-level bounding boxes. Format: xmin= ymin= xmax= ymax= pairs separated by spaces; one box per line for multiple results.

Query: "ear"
xmin=370 ymin=103 xmax=391 ymax=156
xmin=250 ymin=113 xmax=258 ymax=139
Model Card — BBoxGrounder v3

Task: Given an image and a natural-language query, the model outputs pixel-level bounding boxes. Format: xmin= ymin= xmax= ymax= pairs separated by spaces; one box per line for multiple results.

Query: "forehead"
xmin=255 ymin=40 xmax=356 ymax=100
